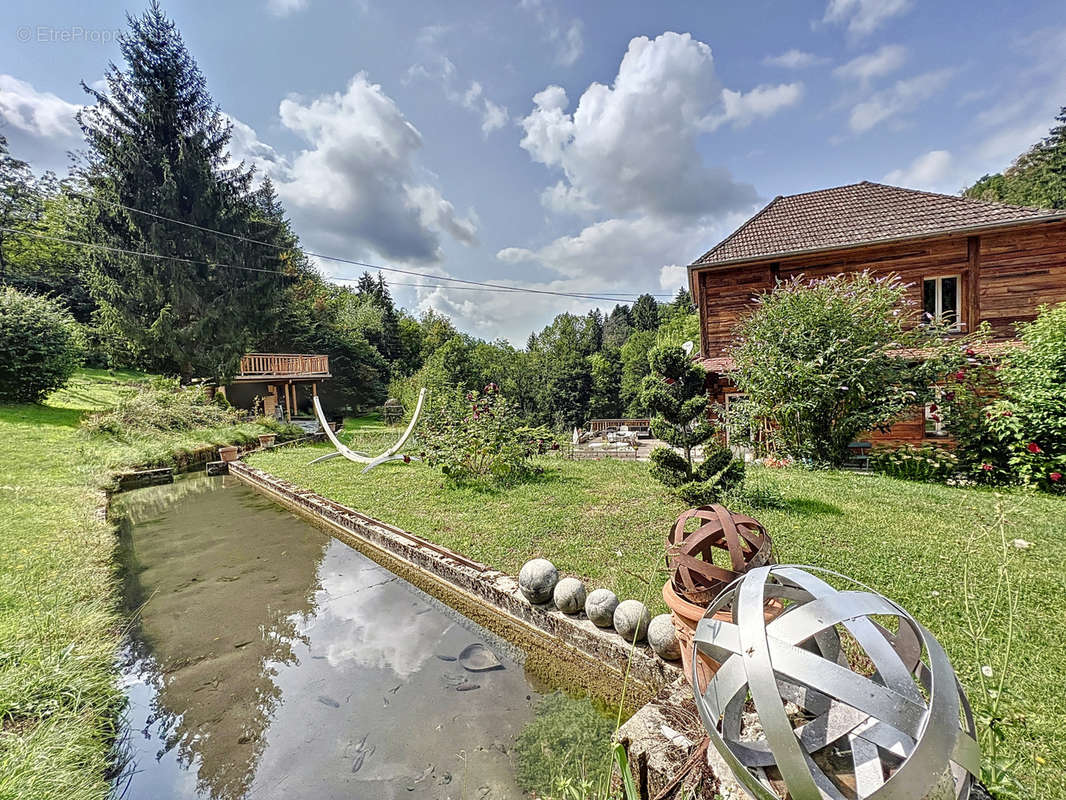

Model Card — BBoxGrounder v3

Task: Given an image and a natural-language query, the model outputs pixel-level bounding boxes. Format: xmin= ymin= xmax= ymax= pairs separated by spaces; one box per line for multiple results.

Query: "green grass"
xmin=248 ymin=435 xmax=1066 ymax=798
xmin=0 ymin=368 xmax=287 ymax=800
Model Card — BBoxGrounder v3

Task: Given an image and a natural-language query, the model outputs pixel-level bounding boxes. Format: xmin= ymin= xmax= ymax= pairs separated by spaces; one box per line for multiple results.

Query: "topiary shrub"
xmin=0 ymin=287 xmax=84 ymax=403
xmin=642 ymin=344 xmax=745 ymax=502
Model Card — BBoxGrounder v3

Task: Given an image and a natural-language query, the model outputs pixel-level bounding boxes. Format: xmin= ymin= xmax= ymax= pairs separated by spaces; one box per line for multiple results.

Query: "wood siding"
xmin=692 ymin=219 xmax=1066 ymax=447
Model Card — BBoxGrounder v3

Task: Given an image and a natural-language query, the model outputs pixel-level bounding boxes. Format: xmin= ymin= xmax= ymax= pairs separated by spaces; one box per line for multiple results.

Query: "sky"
xmin=3 ymin=0 xmax=1065 ymax=343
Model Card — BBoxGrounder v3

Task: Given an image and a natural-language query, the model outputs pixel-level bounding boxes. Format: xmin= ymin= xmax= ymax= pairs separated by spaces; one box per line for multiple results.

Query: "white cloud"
xmin=883 ymin=150 xmax=955 ymax=190
xmin=762 ymin=49 xmax=827 ymax=69
xmin=461 ymin=81 xmax=509 ymax=136
xmin=245 ymin=73 xmax=477 ymax=264
xmin=833 ymin=44 xmax=907 ymax=83
xmin=266 ymin=0 xmax=307 ymax=17
xmin=518 ymin=32 xmax=758 ymax=220
xmin=0 ymin=74 xmax=80 ymax=138
xmin=848 ymin=68 xmax=954 ymax=133
xmin=519 ymin=0 xmax=584 ymax=66
xmin=714 ymin=82 xmax=804 ymax=130
xmin=659 ymin=264 xmax=687 ymax=291
xmin=822 ymin=0 xmax=912 ymax=37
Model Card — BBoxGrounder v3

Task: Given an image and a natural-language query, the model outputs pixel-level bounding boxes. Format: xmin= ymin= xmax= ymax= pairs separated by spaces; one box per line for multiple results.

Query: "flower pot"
xmin=258 ymin=434 xmax=276 ymax=448
xmin=663 ymin=580 xmax=782 ymax=694
xmin=218 ymin=445 xmax=239 ymax=463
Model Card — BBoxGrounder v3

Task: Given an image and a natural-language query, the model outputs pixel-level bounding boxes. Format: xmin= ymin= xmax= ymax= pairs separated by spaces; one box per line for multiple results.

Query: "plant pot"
xmin=218 ymin=445 xmax=239 ymax=463
xmin=663 ymin=580 xmax=782 ymax=694
xmin=258 ymin=434 xmax=276 ymax=447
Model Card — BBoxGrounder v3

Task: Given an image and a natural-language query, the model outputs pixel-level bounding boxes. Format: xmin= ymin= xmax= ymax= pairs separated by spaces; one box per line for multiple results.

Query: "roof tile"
xmin=692 ymin=182 xmax=1064 ymax=267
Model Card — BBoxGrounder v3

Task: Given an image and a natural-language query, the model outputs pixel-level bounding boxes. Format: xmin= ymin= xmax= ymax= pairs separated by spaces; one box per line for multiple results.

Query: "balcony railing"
xmin=236 ymin=353 xmax=330 ymax=379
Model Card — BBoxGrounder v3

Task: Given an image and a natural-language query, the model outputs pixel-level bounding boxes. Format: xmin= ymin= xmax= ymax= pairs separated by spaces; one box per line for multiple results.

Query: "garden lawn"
xmin=249 ymin=439 xmax=1066 ymax=799
xmin=0 ymin=369 xmax=287 ymax=800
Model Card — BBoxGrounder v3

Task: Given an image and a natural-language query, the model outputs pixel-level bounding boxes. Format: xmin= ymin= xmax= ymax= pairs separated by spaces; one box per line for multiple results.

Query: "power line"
xmin=0 ymin=226 xmax=652 ymax=304
xmin=68 ymin=190 xmax=675 ymax=300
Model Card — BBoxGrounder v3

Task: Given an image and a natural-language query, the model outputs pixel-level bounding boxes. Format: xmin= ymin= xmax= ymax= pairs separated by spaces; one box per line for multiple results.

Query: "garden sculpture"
xmin=692 ymin=565 xmax=979 ymax=800
xmin=310 ymin=388 xmax=425 ymax=473
xmin=668 ymin=505 xmax=773 ymax=605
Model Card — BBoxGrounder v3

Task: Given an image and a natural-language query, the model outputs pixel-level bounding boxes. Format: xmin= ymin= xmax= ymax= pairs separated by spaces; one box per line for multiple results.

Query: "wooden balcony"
xmin=233 ymin=353 xmax=331 ymax=381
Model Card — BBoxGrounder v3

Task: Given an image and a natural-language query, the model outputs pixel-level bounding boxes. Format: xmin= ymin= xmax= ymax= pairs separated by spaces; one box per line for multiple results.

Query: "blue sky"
xmin=3 ymin=0 xmax=1065 ymax=342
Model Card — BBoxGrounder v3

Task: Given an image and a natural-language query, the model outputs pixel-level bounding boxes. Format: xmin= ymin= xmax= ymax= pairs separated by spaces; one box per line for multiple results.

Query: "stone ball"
xmin=518 ymin=558 xmax=558 ymax=605
xmin=613 ymin=600 xmax=651 ymax=643
xmin=584 ymin=588 xmax=619 ymax=627
xmin=648 ymin=614 xmax=681 ymax=661
xmin=553 ymin=577 xmax=587 ymax=614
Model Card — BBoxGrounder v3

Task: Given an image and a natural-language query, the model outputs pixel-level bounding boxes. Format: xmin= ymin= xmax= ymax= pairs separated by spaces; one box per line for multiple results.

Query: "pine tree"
xmin=78 ymin=2 xmax=287 ymax=379
xmin=641 ymin=345 xmax=744 ymax=503
xmin=631 ymin=293 xmax=660 ymax=331
xmin=603 ymin=303 xmax=633 ymax=348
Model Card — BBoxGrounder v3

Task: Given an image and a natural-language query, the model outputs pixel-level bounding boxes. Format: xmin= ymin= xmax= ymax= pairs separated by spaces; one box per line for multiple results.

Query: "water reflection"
xmin=114 ymin=475 xmax=549 ymax=800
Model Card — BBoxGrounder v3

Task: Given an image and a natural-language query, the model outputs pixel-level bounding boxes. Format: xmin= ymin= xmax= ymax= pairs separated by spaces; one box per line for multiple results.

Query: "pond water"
xmin=113 ymin=474 xmax=608 ymax=800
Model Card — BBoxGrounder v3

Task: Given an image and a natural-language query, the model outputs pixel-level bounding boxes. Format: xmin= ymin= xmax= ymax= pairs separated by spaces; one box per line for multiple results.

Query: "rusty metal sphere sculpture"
xmin=692 ymin=565 xmax=979 ymax=800
xmin=667 ymin=505 xmax=773 ymax=605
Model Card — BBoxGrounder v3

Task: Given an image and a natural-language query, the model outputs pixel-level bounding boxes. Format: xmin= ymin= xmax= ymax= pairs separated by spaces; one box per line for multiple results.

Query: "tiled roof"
xmin=692 ymin=182 xmax=1065 ymax=267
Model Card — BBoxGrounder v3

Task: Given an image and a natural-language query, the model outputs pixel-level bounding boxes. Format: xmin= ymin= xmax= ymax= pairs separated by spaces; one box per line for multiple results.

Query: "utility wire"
xmin=0 ymin=226 xmax=650 ymax=304
xmin=67 ymin=190 xmax=675 ymax=300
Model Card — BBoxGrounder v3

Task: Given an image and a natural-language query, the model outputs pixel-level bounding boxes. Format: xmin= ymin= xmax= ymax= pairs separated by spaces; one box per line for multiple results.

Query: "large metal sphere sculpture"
xmin=668 ymin=505 xmax=773 ymax=605
xmin=692 ymin=565 xmax=979 ymax=800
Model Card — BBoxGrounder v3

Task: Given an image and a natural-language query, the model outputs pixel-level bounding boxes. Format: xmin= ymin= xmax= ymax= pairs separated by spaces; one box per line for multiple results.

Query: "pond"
xmin=113 ymin=474 xmax=612 ymax=800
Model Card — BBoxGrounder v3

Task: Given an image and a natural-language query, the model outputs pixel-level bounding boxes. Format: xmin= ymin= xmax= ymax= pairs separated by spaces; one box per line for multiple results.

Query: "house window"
xmin=923 ymin=276 xmax=960 ymax=328
xmin=925 ymin=401 xmax=946 ymax=437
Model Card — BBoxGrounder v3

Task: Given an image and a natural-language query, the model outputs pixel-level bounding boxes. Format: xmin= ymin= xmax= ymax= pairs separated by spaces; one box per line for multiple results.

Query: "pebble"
xmin=553 ymin=577 xmax=587 ymax=614
xmin=648 ymin=614 xmax=681 ymax=660
xmin=585 ymin=588 xmax=619 ymax=627
xmin=613 ymin=600 xmax=651 ymax=643
xmin=518 ymin=558 xmax=558 ymax=604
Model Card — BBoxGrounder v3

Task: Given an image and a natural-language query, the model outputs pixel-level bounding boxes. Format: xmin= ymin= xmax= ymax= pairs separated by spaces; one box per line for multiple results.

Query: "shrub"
xmin=419 ymin=384 xmax=554 ymax=482
xmin=0 ymin=287 xmax=84 ymax=403
xmin=986 ymin=303 xmax=1066 ymax=493
xmin=728 ymin=272 xmax=981 ymax=466
xmin=870 ymin=443 xmax=959 ymax=483
xmin=82 ymin=378 xmax=239 ymax=438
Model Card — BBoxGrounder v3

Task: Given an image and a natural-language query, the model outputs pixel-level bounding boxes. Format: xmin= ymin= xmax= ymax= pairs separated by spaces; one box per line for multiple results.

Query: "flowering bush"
xmin=419 ymin=384 xmax=555 ymax=482
xmin=870 ymin=443 xmax=959 ymax=483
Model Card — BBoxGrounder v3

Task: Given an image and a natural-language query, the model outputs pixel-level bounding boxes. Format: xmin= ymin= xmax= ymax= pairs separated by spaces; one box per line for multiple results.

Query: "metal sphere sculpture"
xmin=668 ymin=505 xmax=773 ymax=605
xmin=692 ymin=565 xmax=979 ymax=800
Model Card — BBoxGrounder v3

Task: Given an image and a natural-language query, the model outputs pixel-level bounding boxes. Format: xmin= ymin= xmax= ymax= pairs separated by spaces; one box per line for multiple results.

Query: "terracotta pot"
xmin=663 ymin=580 xmax=782 ymax=693
xmin=218 ymin=445 xmax=239 ymax=463
xmin=258 ymin=434 xmax=276 ymax=447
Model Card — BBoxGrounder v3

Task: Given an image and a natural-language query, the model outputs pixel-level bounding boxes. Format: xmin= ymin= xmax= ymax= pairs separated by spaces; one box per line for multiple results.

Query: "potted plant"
xmin=218 ymin=445 xmax=239 ymax=463
xmin=258 ymin=433 xmax=276 ymax=448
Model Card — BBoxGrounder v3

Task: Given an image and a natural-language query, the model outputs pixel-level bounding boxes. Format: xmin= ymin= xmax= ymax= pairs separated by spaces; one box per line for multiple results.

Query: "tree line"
xmin=0 ymin=2 xmax=698 ymax=427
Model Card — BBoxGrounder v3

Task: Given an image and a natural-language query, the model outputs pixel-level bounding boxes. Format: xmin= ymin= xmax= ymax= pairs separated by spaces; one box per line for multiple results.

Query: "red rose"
xmin=1050 ymin=472 xmax=1062 ymax=482
xmin=1027 ymin=442 xmax=1042 ymax=454
xmin=944 ymin=391 xmax=955 ymax=401
xmin=929 ymin=403 xmax=938 ymax=412
xmin=551 ymin=442 xmax=559 ymax=450
xmin=981 ymin=463 xmax=993 ymax=472
xmin=954 ymin=371 xmax=966 ymax=380
xmin=965 ymin=348 xmax=976 ymax=357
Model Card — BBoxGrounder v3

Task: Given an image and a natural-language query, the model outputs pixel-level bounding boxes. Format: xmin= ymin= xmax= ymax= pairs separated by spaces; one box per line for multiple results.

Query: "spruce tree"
xmin=631 ymin=293 xmax=660 ymax=331
xmin=641 ymin=345 xmax=744 ymax=503
xmin=78 ymin=2 xmax=287 ymax=380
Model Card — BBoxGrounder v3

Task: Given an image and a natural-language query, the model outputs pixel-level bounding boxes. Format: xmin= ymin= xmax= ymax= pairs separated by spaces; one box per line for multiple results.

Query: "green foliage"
xmin=870 ymin=443 xmax=960 ymax=483
xmin=642 ymin=344 xmax=744 ymax=502
xmin=514 ymin=692 xmax=615 ymax=797
xmin=587 ymin=348 xmax=623 ymax=420
xmin=630 ymin=293 xmax=660 ymax=331
xmin=986 ymin=303 xmax=1066 ymax=493
xmin=81 ymin=378 xmax=239 ymax=437
xmin=619 ymin=329 xmax=657 ymax=415
xmin=78 ymin=3 xmax=288 ymax=379
xmin=963 ymin=105 xmax=1066 ymax=209
xmin=0 ymin=287 xmax=84 ymax=402
xmin=729 ymin=271 xmax=977 ymax=466
xmin=419 ymin=384 xmax=554 ymax=482
xmin=655 ymin=308 xmax=700 ymax=352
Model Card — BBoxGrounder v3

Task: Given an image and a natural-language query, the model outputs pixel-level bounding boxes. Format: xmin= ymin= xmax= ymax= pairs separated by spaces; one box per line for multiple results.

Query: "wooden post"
xmin=285 ymin=382 xmax=292 ymax=422
xmin=312 ymin=382 xmax=317 ymax=397
xmin=968 ymin=235 xmax=981 ymax=330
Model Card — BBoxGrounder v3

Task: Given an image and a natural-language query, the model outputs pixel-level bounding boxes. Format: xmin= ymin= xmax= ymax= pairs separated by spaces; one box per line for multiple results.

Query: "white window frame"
xmin=923 ymin=275 xmax=962 ymax=330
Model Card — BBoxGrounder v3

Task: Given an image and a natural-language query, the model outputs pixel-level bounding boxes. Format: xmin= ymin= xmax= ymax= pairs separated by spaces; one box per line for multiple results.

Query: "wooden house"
xmin=223 ymin=353 xmax=330 ymax=421
xmin=687 ymin=182 xmax=1066 ymax=447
